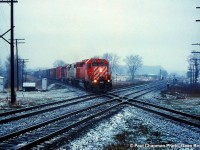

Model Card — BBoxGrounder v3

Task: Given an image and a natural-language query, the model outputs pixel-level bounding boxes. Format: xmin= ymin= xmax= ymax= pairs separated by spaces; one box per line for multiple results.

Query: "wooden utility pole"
xmin=19 ymin=59 xmax=28 ymax=88
xmin=10 ymin=0 xmax=15 ymax=103
xmin=15 ymin=39 xmax=25 ymax=90
xmin=0 ymin=0 xmax=18 ymax=104
xmin=189 ymin=51 xmax=200 ymax=85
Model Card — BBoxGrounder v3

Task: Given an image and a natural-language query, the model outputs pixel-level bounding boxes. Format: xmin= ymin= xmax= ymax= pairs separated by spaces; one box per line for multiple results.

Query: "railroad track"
xmin=0 ymin=97 xmax=121 ymax=148
xmin=0 ymin=81 xmax=164 ymax=149
xmin=107 ymin=83 xmax=200 ymax=129
xmin=0 ymin=80 xmax=199 ymax=149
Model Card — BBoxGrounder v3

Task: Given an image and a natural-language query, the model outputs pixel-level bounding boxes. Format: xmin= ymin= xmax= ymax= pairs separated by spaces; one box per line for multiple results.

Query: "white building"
xmin=0 ymin=76 xmax=4 ymax=92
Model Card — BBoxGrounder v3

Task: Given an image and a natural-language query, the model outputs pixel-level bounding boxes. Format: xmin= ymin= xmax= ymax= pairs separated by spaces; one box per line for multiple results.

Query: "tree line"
xmin=53 ymin=53 xmax=143 ymax=82
xmin=0 ymin=55 xmax=24 ymax=88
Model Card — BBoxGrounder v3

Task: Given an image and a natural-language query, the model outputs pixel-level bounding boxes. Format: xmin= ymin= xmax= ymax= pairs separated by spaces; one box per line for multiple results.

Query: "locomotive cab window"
xmin=92 ymin=62 xmax=107 ymax=66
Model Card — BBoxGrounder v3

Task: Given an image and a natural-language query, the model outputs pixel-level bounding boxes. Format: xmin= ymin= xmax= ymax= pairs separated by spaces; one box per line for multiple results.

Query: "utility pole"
xmin=19 ymin=59 xmax=28 ymax=88
xmin=0 ymin=0 xmax=18 ymax=104
xmin=15 ymin=39 xmax=25 ymax=90
xmin=11 ymin=0 xmax=15 ymax=103
xmin=192 ymin=51 xmax=200 ymax=85
xmin=160 ymin=69 xmax=162 ymax=80
xmin=189 ymin=51 xmax=200 ymax=86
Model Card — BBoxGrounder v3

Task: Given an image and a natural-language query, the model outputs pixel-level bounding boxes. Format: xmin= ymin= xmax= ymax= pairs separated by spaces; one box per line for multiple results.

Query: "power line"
xmin=191 ymin=43 xmax=200 ymax=46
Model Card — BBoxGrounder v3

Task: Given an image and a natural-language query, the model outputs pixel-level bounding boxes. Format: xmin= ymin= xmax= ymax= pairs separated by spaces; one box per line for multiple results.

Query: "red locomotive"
xmin=33 ymin=58 xmax=112 ymax=92
xmin=67 ymin=58 xmax=112 ymax=92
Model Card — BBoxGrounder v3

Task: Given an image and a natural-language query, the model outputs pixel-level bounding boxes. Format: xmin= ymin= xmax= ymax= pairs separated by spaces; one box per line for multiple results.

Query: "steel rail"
xmin=111 ymin=80 xmax=164 ymax=94
xmin=0 ymin=80 xmax=162 ymax=117
xmin=0 ymin=94 xmax=95 ymax=117
xmin=0 ymin=95 xmax=102 ymax=124
xmin=128 ymin=98 xmax=200 ymax=121
xmin=127 ymin=101 xmax=200 ymax=128
xmin=0 ymin=98 xmax=120 ymax=142
xmin=108 ymin=84 xmax=200 ymax=128
xmin=16 ymin=102 xmax=124 ymax=150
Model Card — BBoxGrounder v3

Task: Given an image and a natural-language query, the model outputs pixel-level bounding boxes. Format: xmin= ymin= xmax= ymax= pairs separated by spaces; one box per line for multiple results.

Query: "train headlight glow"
xmin=93 ymin=80 xmax=97 ymax=83
xmin=107 ymin=80 xmax=110 ymax=82
xmin=99 ymin=68 xmax=102 ymax=73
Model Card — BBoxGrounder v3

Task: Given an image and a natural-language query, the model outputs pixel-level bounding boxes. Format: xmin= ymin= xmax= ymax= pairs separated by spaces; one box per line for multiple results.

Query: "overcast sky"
xmin=0 ymin=0 xmax=200 ymax=72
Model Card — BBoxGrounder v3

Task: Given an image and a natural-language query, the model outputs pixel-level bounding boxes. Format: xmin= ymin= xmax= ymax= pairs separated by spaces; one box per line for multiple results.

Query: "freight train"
xmin=33 ymin=58 xmax=112 ymax=92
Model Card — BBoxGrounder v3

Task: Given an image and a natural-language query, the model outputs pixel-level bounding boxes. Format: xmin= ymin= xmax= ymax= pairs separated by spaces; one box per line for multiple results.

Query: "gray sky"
xmin=0 ymin=0 xmax=200 ymax=72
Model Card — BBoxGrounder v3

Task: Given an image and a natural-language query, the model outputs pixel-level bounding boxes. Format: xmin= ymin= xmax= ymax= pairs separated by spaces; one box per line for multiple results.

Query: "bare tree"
xmin=4 ymin=55 xmax=23 ymax=87
xmin=124 ymin=55 xmax=143 ymax=82
xmin=102 ymin=53 xmax=120 ymax=74
xmin=53 ymin=60 xmax=66 ymax=67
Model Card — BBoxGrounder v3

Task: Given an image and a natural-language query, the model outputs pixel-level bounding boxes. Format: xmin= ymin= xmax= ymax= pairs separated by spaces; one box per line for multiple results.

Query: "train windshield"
xmin=92 ymin=62 xmax=108 ymax=66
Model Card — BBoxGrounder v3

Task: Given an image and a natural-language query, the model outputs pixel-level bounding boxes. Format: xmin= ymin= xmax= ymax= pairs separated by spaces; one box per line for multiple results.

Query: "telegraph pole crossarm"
xmin=0 ymin=27 xmax=15 ymax=44
xmin=192 ymin=43 xmax=200 ymax=46
xmin=0 ymin=0 xmax=17 ymax=2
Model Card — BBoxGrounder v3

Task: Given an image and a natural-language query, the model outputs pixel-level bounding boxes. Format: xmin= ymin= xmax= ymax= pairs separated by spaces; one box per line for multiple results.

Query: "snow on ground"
xmin=140 ymin=91 xmax=200 ymax=116
xmin=0 ymin=84 xmax=87 ymax=113
xmin=67 ymin=106 xmax=200 ymax=150
xmin=1 ymin=83 xmax=199 ymax=149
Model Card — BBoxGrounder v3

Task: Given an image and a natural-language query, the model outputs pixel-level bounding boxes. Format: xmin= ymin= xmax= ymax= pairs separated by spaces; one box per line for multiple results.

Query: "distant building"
xmin=23 ymin=82 xmax=36 ymax=91
xmin=0 ymin=76 xmax=4 ymax=92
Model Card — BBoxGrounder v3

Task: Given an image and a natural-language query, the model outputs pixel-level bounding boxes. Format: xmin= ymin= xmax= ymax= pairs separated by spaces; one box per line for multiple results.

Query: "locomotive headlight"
xmin=99 ymin=68 xmax=102 ymax=73
xmin=93 ymin=79 xmax=97 ymax=83
xmin=107 ymin=80 xmax=110 ymax=82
